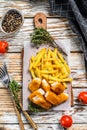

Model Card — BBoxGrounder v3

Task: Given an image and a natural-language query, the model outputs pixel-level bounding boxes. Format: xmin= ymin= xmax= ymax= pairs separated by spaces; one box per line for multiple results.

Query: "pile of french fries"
xmin=29 ymin=48 xmax=72 ymax=85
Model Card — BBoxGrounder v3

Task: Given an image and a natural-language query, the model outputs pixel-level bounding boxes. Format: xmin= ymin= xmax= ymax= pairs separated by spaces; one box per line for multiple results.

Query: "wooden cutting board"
xmin=22 ymin=42 xmax=73 ymax=111
xmin=22 ymin=13 xmax=73 ymax=111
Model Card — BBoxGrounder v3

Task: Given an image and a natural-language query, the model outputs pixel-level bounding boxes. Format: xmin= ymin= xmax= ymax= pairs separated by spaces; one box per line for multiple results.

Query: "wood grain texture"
xmin=0 ymin=0 xmax=50 ymax=18
xmin=0 ymin=124 xmax=87 ymax=130
xmin=0 ymin=0 xmax=87 ymax=130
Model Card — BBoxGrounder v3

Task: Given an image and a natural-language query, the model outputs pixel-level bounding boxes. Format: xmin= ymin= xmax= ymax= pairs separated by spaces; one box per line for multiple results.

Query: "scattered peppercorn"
xmin=2 ymin=9 xmax=23 ymax=33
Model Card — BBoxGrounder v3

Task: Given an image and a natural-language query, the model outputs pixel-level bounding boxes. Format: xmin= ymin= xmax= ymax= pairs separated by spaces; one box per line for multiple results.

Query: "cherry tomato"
xmin=0 ymin=41 xmax=8 ymax=53
xmin=78 ymin=91 xmax=87 ymax=104
xmin=60 ymin=115 xmax=73 ymax=128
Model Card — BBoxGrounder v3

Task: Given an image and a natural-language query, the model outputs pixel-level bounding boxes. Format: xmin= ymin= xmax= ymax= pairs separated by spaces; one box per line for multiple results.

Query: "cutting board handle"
xmin=34 ymin=13 xmax=47 ymax=29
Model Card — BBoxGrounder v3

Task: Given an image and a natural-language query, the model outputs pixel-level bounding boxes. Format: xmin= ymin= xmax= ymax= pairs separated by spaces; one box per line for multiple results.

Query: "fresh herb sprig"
xmin=28 ymin=102 xmax=45 ymax=112
xmin=9 ymin=80 xmax=21 ymax=111
xmin=30 ymin=28 xmax=57 ymax=47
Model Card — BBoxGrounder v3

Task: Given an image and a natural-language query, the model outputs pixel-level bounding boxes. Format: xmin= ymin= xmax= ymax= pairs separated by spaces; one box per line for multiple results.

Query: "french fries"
xmin=29 ymin=48 xmax=72 ymax=84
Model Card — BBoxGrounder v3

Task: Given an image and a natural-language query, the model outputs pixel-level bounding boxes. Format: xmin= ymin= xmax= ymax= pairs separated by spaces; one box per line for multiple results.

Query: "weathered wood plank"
xmin=0 ymin=108 xmax=87 ymax=124
xmin=0 ymin=0 xmax=50 ymax=18
xmin=68 ymin=125 xmax=87 ymax=130
xmin=0 ymin=124 xmax=87 ymax=130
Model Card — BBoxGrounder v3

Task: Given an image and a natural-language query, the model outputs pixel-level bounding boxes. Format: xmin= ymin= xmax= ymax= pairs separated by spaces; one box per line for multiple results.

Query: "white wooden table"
xmin=0 ymin=0 xmax=87 ymax=130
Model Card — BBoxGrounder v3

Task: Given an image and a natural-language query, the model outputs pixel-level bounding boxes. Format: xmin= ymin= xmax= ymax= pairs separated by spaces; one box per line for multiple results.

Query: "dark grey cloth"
xmin=49 ymin=0 xmax=87 ymax=72
xmin=49 ymin=0 xmax=73 ymax=18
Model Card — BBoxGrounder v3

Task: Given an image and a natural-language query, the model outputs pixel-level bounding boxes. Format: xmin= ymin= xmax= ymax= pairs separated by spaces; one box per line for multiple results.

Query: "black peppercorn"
xmin=1 ymin=9 xmax=23 ymax=33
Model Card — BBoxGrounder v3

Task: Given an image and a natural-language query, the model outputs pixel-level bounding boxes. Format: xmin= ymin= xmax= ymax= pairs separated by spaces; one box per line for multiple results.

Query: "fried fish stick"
xmin=29 ymin=88 xmax=45 ymax=101
xmin=29 ymin=93 xmax=51 ymax=109
xmin=51 ymin=82 xmax=66 ymax=94
xmin=41 ymin=79 xmax=50 ymax=91
xmin=45 ymin=91 xmax=58 ymax=105
xmin=57 ymin=93 xmax=69 ymax=104
xmin=29 ymin=78 xmax=41 ymax=92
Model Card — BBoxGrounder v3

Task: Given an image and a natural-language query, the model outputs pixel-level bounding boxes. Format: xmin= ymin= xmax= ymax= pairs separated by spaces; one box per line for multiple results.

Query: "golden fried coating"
xmin=45 ymin=91 xmax=68 ymax=106
xmin=29 ymin=78 xmax=41 ymax=92
xmin=29 ymin=88 xmax=45 ymax=100
xmin=45 ymin=91 xmax=58 ymax=105
xmin=51 ymin=82 xmax=65 ymax=94
xmin=57 ymin=93 xmax=69 ymax=104
xmin=41 ymin=79 xmax=50 ymax=91
xmin=29 ymin=92 xmax=51 ymax=109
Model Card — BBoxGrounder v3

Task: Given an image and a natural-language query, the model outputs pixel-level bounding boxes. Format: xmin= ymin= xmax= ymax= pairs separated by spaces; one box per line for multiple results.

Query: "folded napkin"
xmin=49 ymin=0 xmax=87 ymax=72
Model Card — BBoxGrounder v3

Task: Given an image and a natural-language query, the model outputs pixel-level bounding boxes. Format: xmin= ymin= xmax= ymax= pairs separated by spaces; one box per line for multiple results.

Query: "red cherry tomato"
xmin=60 ymin=115 xmax=73 ymax=128
xmin=0 ymin=41 xmax=8 ymax=53
xmin=78 ymin=91 xmax=87 ymax=104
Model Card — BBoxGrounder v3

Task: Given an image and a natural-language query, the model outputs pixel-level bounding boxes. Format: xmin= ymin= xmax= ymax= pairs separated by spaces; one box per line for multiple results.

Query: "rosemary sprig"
xmin=30 ymin=28 xmax=57 ymax=47
xmin=9 ymin=80 xmax=21 ymax=111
